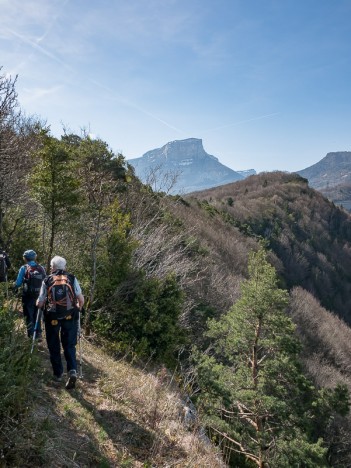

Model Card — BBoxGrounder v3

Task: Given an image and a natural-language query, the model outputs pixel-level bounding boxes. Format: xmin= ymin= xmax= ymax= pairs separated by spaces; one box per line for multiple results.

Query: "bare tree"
xmin=0 ymin=68 xmax=42 ymax=246
xmin=144 ymin=163 xmax=181 ymax=195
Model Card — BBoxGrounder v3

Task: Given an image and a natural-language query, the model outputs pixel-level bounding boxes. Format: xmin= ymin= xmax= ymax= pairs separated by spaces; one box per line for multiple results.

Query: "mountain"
xmin=297 ymin=151 xmax=351 ymax=210
xmin=127 ymin=138 xmax=252 ymax=193
xmin=297 ymin=151 xmax=351 ymax=189
xmin=236 ymin=169 xmax=256 ymax=178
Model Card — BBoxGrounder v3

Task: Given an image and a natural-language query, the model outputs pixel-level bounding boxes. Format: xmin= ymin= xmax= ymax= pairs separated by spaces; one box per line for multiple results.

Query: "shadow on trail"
xmin=31 ymin=337 xmax=187 ymax=465
xmin=72 ymin=390 xmax=155 ymax=460
xmin=68 ymin=351 xmax=187 ymax=464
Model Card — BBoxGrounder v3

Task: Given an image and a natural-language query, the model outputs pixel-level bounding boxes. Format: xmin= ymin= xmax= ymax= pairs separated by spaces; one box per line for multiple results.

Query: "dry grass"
xmin=17 ymin=337 xmax=224 ymax=468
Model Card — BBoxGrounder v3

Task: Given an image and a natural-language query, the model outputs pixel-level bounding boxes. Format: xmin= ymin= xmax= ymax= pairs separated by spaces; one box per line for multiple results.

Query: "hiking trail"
xmin=27 ymin=334 xmax=222 ymax=467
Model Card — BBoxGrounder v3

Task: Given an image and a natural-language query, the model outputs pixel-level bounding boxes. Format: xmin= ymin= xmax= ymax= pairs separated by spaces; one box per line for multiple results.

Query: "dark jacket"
xmin=0 ymin=250 xmax=11 ymax=269
xmin=0 ymin=250 xmax=11 ymax=282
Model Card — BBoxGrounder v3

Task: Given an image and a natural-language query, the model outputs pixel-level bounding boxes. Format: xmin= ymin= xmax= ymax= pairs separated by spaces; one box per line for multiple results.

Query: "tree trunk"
xmin=46 ymin=214 xmax=55 ymax=272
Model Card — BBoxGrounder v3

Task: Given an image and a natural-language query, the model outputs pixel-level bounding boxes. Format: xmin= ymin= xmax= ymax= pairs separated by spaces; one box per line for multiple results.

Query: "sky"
xmin=1 ymin=0 xmax=351 ymax=173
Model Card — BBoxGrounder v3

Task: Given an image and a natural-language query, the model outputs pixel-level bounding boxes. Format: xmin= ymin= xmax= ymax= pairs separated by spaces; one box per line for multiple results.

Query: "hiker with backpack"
xmin=0 ymin=247 xmax=11 ymax=283
xmin=37 ymin=255 xmax=84 ymax=390
xmin=14 ymin=250 xmax=46 ymax=339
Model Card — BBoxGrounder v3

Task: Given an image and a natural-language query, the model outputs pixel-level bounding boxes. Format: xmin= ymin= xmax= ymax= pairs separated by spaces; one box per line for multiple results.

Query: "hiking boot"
xmin=53 ymin=374 xmax=63 ymax=382
xmin=65 ymin=370 xmax=77 ymax=390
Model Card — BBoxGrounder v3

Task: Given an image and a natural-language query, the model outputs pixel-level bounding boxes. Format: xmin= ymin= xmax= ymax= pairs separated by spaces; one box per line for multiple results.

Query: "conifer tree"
xmin=66 ymin=133 xmax=130 ymax=333
xmin=195 ymin=247 xmax=348 ymax=467
xmin=30 ymin=132 xmax=80 ymax=270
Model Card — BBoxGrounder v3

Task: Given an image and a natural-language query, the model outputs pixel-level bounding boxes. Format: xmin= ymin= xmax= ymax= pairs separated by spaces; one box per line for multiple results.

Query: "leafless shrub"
xmin=144 ymin=162 xmax=181 ymax=194
xmin=0 ymin=68 xmax=43 ymax=244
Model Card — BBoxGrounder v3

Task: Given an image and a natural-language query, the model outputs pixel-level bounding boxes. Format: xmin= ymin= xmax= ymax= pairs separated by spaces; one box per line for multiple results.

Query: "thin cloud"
xmin=36 ymin=0 xmax=70 ymax=44
xmin=6 ymin=26 xmax=182 ymax=133
xmin=21 ymin=85 xmax=63 ymax=104
xmin=6 ymin=27 xmax=73 ymax=71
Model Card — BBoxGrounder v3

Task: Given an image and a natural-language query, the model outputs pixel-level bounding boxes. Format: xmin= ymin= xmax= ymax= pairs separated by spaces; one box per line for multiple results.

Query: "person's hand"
xmin=12 ymin=283 xmax=18 ymax=294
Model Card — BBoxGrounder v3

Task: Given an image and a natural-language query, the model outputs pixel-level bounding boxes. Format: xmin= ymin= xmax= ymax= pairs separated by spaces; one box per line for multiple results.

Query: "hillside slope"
xmin=297 ymin=152 xmax=351 ymax=211
xmin=6 ymin=324 xmax=222 ymax=467
xmin=297 ymin=151 xmax=351 ymax=189
xmin=288 ymin=287 xmax=351 ymax=464
xmin=170 ymin=172 xmax=351 ymax=323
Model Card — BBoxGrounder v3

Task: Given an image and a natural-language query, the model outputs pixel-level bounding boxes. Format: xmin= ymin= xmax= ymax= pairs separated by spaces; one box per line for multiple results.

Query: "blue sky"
xmin=1 ymin=0 xmax=351 ymax=172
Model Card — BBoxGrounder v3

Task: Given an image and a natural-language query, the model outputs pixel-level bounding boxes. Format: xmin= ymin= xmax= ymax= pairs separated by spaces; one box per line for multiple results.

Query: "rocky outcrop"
xmin=128 ymin=138 xmax=245 ymax=194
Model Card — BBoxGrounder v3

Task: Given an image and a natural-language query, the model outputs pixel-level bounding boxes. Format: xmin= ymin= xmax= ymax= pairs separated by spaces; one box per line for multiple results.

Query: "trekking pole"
xmin=5 ymin=275 xmax=8 ymax=300
xmin=78 ymin=309 xmax=83 ymax=378
xmin=31 ymin=308 xmax=42 ymax=354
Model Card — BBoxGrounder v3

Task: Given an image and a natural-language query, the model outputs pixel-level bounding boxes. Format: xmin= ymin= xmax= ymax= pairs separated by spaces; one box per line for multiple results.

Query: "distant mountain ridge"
xmin=297 ymin=151 xmax=351 ymax=189
xmin=128 ymin=138 xmax=255 ymax=193
xmin=297 ymin=151 xmax=351 ymax=210
xmin=129 ymin=142 xmax=351 ymax=206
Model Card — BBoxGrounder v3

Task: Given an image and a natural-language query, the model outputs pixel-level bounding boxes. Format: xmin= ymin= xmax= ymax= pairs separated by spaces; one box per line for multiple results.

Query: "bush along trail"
xmin=0 ymin=298 xmax=223 ymax=468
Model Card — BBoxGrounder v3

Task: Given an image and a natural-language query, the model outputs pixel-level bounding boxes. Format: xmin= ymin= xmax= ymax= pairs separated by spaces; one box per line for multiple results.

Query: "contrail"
xmin=36 ymin=0 xmax=70 ymax=44
xmin=5 ymin=0 xmax=71 ymax=76
xmin=203 ymin=112 xmax=280 ymax=133
xmin=89 ymin=78 xmax=184 ymax=133
xmin=6 ymin=27 xmax=73 ymax=71
xmin=7 ymin=23 xmax=183 ymax=134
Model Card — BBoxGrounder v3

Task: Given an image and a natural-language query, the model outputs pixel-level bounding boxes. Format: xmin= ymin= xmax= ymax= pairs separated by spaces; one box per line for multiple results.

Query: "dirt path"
xmin=28 ymin=336 xmax=223 ymax=467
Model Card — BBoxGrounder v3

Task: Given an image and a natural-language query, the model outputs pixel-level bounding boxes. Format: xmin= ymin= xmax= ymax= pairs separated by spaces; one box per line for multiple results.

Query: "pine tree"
xmin=66 ymin=133 xmax=130 ymax=333
xmin=29 ymin=132 xmax=80 ymax=270
xmin=194 ymin=248 xmax=348 ymax=467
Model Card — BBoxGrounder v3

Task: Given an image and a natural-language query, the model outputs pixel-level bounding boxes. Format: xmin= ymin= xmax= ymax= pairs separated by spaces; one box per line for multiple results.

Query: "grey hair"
xmin=50 ymin=255 xmax=67 ymax=270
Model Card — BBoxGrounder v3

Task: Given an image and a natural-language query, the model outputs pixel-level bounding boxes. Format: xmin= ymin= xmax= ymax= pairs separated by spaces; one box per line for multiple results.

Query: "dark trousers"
xmin=23 ymin=295 xmax=42 ymax=337
xmin=45 ymin=317 xmax=78 ymax=377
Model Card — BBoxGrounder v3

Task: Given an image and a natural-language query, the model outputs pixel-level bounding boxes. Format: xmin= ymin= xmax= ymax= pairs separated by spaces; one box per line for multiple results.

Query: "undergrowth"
xmin=0 ymin=294 xmax=39 ymax=465
xmin=0 ymin=294 xmax=223 ymax=467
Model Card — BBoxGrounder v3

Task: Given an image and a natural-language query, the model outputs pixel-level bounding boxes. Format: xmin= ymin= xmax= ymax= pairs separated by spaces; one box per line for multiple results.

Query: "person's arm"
xmin=76 ymin=293 xmax=84 ymax=310
xmin=73 ymin=278 xmax=84 ymax=309
xmin=15 ymin=266 xmax=26 ymax=288
xmin=36 ymin=282 xmax=48 ymax=308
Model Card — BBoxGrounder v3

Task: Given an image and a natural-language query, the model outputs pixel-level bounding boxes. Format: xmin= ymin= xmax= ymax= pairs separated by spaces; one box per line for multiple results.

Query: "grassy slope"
xmin=9 ymin=325 xmax=222 ymax=467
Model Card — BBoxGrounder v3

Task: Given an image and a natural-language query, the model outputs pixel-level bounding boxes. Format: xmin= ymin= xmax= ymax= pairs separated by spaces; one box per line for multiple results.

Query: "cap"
xmin=23 ymin=250 xmax=37 ymax=260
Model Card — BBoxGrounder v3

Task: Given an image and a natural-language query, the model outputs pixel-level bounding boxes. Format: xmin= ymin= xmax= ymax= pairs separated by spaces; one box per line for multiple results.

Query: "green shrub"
xmin=94 ymin=273 xmax=185 ymax=365
xmin=0 ymin=298 xmax=37 ymax=462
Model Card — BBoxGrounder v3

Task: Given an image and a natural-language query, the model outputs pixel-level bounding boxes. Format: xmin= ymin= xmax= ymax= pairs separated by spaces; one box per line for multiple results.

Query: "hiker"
xmin=14 ymin=250 xmax=46 ymax=339
xmin=0 ymin=247 xmax=11 ymax=283
xmin=37 ymin=255 xmax=84 ymax=390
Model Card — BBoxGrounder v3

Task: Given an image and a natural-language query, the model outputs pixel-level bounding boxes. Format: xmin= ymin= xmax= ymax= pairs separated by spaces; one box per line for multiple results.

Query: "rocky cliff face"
xmin=128 ymin=138 xmax=245 ymax=194
xmin=142 ymin=138 xmax=219 ymax=163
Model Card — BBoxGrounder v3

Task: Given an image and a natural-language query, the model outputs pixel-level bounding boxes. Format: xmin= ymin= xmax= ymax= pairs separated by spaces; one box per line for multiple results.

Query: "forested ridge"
xmin=2 ymin=68 xmax=351 ymax=467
